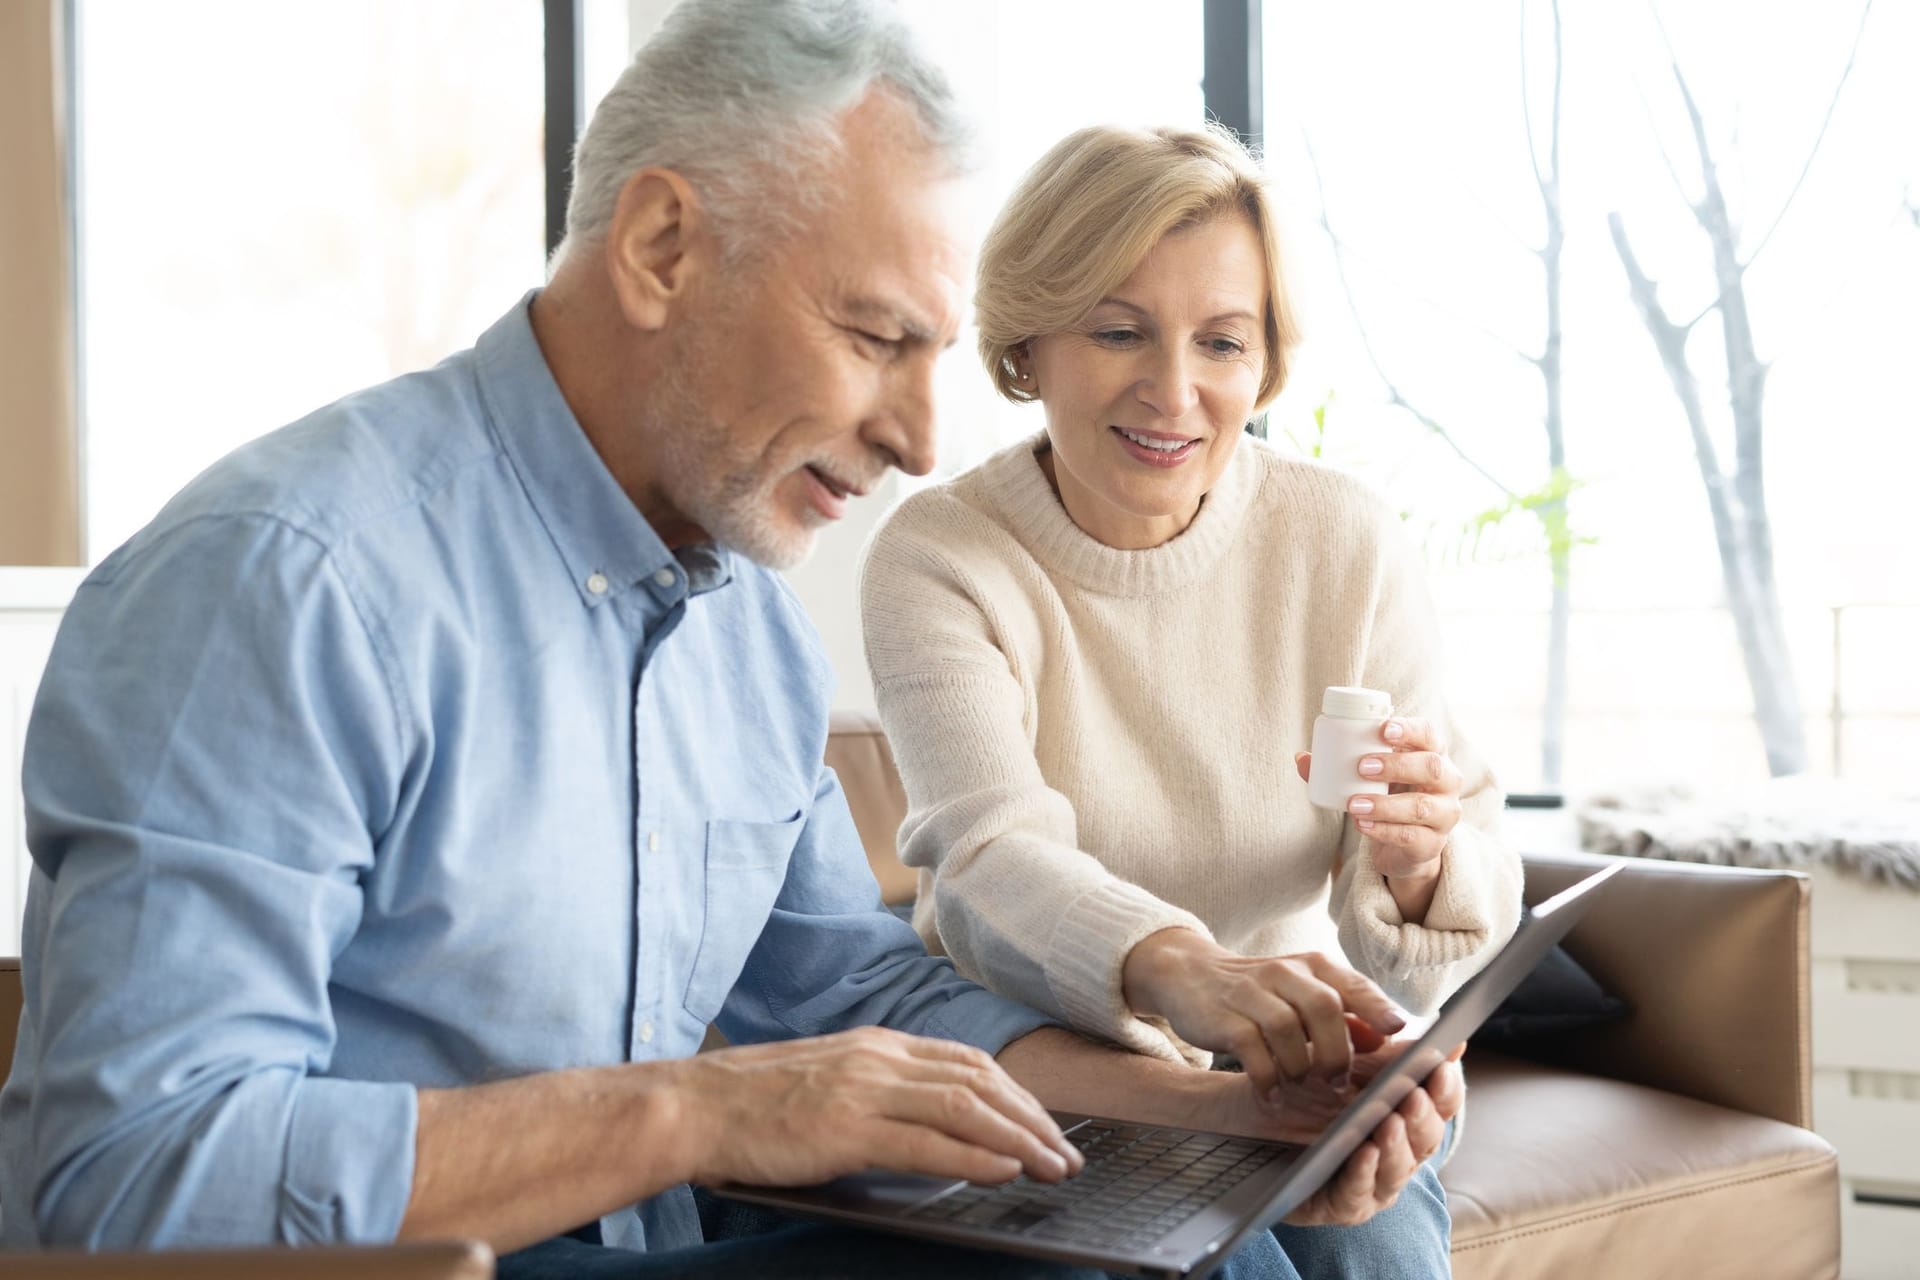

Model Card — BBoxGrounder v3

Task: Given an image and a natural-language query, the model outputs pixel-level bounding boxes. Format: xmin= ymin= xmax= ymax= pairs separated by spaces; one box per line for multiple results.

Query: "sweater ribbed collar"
xmin=977 ymin=431 xmax=1263 ymax=598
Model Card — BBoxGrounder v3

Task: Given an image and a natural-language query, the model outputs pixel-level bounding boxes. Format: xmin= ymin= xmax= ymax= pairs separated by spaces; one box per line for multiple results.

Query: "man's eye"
xmin=854 ymin=330 xmax=903 ymax=357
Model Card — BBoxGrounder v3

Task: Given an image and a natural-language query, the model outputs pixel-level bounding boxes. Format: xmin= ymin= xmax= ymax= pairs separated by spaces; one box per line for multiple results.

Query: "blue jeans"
xmin=1266 ymin=1156 xmax=1452 ymax=1279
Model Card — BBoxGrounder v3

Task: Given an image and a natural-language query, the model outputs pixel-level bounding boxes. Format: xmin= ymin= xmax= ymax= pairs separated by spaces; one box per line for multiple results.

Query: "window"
xmin=76 ymin=0 xmax=555 ymax=558
xmin=1259 ymin=0 xmax=1918 ymax=792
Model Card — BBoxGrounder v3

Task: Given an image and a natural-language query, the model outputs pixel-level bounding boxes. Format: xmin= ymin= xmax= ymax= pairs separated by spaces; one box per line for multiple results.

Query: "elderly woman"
xmin=859 ymin=124 xmax=1523 ymax=1275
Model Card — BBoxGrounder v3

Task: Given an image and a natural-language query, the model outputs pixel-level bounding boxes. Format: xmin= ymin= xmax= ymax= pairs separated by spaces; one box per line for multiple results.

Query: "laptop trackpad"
xmin=797 ymin=1169 xmax=960 ymax=1212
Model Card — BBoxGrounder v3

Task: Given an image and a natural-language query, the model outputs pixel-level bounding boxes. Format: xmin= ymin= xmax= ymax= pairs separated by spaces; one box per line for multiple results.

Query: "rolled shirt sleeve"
xmin=10 ymin=514 xmax=419 ymax=1247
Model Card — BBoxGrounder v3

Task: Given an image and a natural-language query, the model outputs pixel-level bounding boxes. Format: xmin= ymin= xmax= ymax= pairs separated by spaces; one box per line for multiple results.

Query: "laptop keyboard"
xmin=902 ymin=1121 xmax=1285 ymax=1251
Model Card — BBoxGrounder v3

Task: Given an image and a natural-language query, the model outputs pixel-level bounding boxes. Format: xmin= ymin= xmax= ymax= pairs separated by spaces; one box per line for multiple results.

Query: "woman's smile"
xmin=1111 ymin=425 xmax=1204 ymax=466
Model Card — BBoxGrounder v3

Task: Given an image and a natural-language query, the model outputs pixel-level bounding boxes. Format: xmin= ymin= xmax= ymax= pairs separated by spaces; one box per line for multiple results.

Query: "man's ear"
xmin=604 ymin=167 xmax=707 ymax=332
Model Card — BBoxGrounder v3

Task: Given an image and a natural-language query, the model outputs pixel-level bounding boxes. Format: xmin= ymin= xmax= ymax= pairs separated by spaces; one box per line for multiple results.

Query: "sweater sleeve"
xmin=860 ymin=497 xmax=1213 ymax=1067
xmin=1331 ymin=500 xmax=1525 ymax=1015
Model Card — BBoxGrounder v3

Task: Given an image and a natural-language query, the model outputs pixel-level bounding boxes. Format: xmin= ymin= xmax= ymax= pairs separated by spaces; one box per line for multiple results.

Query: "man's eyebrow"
xmin=842 ymin=296 xmax=957 ymax=348
xmin=1090 ymin=297 xmax=1262 ymax=327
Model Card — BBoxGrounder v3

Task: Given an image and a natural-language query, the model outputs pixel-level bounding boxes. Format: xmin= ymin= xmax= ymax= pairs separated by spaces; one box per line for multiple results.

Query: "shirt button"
xmin=639 ymin=1020 xmax=654 ymax=1044
xmin=653 ymin=567 xmax=677 ymax=588
xmin=647 ymin=831 xmax=660 ymax=852
xmin=585 ymin=572 xmax=609 ymax=596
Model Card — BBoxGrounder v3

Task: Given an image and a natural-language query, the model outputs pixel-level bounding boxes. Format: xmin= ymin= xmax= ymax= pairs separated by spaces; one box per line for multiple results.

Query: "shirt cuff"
xmin=1045 ymin=879 xmax=1215 ymax=1068
xmin=1337 ymin=822 xmax=1522 ymax=1015
xmin=922 ymin=987 xmax=1062 ymax=1058
xmin=280 ymin=1077 xmax=419 ymax=1244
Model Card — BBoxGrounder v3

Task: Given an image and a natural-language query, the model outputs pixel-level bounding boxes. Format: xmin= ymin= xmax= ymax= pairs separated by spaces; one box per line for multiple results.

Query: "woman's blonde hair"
xmin=975 ymin=123 xmax=1300 ymax=409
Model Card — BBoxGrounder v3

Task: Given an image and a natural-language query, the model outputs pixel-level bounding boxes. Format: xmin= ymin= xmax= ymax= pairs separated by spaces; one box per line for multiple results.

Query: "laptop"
xmin=717 ymin=862 xmax=1623 ymax=1279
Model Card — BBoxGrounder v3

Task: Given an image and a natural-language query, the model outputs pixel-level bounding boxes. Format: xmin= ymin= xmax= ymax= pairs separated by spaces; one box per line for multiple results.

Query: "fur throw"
xmin=1577 ymin=776 xmax=1920 ymax=891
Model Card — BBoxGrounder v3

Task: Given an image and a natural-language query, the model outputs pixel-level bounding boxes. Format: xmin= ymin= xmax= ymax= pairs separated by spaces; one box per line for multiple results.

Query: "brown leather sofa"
xmin=825 ymin=710 xmax=1843 ymax=1279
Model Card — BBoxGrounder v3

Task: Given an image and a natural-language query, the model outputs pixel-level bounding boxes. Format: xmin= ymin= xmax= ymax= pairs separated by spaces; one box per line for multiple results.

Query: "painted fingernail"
xmin=1348 ymin=797 xmax=1374 ymax=815
xmin=1384 ymin=721 xmax=1405 ymax=741
xmin=1358 ymin=757 xmax=1384 ymax=776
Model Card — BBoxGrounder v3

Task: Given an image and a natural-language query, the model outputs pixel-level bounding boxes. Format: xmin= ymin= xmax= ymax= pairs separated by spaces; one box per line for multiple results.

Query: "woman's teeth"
xmin=1117 ymin=428 xmax=1192 ymax=452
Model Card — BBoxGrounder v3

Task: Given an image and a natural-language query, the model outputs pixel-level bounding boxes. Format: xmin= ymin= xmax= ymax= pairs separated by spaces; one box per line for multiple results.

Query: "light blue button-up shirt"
xmin=0 ymin=294 xmax=1052 ymax=1251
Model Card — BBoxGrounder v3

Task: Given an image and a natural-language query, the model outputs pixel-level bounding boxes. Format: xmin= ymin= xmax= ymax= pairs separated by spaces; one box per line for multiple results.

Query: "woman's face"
xmin=1027 ymin=212 xmax=1268 ymax=550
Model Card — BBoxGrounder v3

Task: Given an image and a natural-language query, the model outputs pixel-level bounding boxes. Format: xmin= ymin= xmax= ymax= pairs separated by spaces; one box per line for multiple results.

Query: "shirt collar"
xmin=476 ymin=291 xmax=733 ymax=608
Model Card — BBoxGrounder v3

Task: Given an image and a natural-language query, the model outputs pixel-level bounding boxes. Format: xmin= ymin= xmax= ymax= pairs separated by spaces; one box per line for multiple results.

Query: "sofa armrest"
xmin=5 ymin=1242 xmax=494 ymax=1279
xmin=1519 ymin=849 xmax=1812 ymax=1129
xmin=824 ymin=710 xmax=917 ymax=906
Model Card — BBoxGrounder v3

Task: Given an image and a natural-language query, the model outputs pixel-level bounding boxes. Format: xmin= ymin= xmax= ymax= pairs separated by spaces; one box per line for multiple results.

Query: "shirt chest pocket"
xmin=682 ymin=812 xmax=805 ymax=1024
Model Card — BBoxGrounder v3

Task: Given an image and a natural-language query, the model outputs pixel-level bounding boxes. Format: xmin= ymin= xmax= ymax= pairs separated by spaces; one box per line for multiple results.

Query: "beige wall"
xmin=0 ymin=0 xmax=82 ymax=566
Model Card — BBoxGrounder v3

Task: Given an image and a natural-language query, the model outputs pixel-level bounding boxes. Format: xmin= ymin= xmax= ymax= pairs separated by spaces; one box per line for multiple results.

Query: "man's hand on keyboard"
xmin=673 ymin=1026 xmax=1086 ymax=1190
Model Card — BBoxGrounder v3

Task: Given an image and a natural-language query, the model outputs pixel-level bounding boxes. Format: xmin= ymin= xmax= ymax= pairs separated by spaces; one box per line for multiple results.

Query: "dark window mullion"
xmin=1203 ymin=0 xmax=1262 ymax=152
xmin=544 ymin=0 xmax=583 ymax=258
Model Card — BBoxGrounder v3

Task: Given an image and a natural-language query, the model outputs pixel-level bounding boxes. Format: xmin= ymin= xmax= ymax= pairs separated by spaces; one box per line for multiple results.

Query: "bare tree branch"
xmin=1632 ymin=73 xmax=1696 ymax=208
xmin=1548 ymin=0 xmax=1563 ymax=213
xmin=1521 ymin=0 xmax=1547 ymax=193
xmin=1300 ymin=133 xmax=1519 ymax=497
xmin=1606 ymin=213 xmax=1724 ymax=489
xmin=1533 ymin=0 xmax=1571 ymax=788
xmin=1678 ymin=0 xmax=1873 ymax=330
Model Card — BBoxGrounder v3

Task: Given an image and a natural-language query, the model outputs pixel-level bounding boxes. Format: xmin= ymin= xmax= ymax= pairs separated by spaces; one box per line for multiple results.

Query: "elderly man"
xmin=0 ymin=2 xmax=1457 ymax=1276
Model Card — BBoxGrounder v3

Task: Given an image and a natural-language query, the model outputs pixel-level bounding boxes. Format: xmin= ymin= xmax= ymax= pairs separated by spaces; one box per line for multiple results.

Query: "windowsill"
xmin=0 ymin=566 xmax=85 ymax=612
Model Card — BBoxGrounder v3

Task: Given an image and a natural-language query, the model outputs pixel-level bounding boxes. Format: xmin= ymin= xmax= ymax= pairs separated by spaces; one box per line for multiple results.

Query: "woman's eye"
xmin=1093 ymin=329 xmax=1139 ymax=345
xmin=1206 ymin=337 xmax=1246 ymax=357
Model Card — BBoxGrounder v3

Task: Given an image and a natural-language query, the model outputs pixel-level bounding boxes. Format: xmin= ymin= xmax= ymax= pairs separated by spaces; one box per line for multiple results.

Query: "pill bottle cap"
xmin=1321 ymin=686 xmax=1392 ymax=719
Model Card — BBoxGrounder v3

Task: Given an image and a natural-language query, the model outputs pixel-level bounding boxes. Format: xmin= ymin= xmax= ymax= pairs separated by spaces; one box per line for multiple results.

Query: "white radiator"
xmin=0 ymin=568 xmax=82 ymax=957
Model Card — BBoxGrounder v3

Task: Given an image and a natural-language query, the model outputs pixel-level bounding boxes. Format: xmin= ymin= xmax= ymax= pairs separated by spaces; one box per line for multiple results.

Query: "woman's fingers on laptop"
xmin=1308 ymin=956 xmax=1406 ymax=1039
xmin=1125 ymin=936 xmax=1400 ymax=1093
xmin=1284 ymin=1111 xmax=1418 ymax=1229
xmin=1422 ymin=1056 xmax=1466 ymax=1124
xmin=1282 ymin=1140 xmax=1378 ymax=1226
xmin=1343 ymin=1011 xmax=1390 ymax=1054
xmin=1371 ymin=1111 xmax=1419 ymax=1198
xmin=1396 ymin=1084 xmax=1445 ymax=1165
xmin=1245 ymin=955 xmax=1401 ymax=1093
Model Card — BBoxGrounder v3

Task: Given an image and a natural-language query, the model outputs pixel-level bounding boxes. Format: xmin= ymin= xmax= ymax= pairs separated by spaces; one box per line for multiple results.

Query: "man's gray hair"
xmin=559 ymin=0 xmax=973 ymax=263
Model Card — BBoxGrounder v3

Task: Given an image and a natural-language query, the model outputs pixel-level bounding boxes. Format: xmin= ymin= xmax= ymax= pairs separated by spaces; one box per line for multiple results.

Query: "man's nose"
xmin=868 ymin=361 xmax=939 ymax=478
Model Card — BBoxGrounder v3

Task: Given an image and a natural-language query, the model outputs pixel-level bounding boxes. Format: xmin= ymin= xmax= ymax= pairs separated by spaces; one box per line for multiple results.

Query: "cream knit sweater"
xmin=859 ymin=432 xmax=1524 ymax=1067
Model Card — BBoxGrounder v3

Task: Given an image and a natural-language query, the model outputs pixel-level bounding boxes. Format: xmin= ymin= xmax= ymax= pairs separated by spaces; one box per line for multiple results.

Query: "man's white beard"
xmin=645 ymin=332 xmax=822 ymax=571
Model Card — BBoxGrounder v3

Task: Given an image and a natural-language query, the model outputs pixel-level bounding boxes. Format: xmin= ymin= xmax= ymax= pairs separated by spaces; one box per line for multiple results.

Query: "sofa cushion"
xmin=1444 ymin=1051 xmax=1839 ymax=1280
xmin=1473 ymin=944 xmax=1627 ymax=1048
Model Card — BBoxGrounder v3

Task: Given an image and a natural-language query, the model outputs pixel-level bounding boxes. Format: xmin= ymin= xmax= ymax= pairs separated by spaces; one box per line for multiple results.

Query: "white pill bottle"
xmin=1306 ymin=686 xmax=1393 ymax=811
